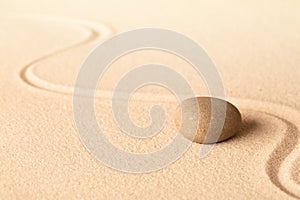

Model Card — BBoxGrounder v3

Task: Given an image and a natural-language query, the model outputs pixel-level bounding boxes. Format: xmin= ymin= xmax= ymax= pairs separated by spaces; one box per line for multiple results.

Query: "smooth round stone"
xmin=174 ymin=97 xmax=242 ymax=144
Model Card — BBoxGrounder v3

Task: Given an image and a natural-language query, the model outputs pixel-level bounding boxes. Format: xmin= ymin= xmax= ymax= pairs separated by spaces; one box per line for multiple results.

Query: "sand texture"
xmin=0 ymin=0 xmax=300 ymax=199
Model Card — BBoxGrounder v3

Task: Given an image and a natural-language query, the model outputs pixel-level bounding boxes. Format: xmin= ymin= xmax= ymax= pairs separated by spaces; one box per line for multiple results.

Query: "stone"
xmin=174 ymin=97 xmax=242 ymax=144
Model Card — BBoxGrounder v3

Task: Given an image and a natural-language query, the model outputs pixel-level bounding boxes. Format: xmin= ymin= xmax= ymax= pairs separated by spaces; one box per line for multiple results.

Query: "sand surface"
xmin=0 ymin=1 xmax=300 ymax=199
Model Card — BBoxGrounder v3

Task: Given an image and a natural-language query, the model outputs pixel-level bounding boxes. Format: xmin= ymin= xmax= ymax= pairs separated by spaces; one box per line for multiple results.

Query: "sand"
xmin=0 ymin=0 xmax=300 ymax=199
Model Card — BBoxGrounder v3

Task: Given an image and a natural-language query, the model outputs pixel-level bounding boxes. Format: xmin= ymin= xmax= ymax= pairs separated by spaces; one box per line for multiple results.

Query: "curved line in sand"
xmin=19 ymin=16 xmax=114 ymax=95
xmin=264 ymin=112 xmax=299 ymax=199
xmin=18 ymin=18 xmax=300 ymax=198
xmin=232 ymin=98 xmax=300 ymax=199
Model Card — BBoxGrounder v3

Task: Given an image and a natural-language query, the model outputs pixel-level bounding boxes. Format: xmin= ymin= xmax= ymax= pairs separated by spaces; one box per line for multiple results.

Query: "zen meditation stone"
xmin=174 ymin=97 xmax=242 ymax=144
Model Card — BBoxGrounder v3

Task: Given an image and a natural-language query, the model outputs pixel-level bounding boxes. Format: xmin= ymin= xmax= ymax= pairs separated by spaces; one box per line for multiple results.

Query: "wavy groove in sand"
xmin=18 ymin=18 xmax=300 ymax=198
xmin=19 ymin=17 xmax=113 ymax=95
xmin=232 ymin=98 xmax=300 ymax=199
xmin=266 ymin=114 xmax=299 ymax=199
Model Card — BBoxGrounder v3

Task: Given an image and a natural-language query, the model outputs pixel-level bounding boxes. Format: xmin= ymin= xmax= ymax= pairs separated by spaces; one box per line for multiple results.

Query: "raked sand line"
xmin=232 ymin=98 xmax=300 ymax=199
xmin=18 ymin=17 xmax=195 ymax=101
xmin=18 ymin=17 xmax=300 ymax=198
xmin=19 ymin=16 xmax=114 ymax=95
xmin=265 ymin=113 xmax=299 ymax=199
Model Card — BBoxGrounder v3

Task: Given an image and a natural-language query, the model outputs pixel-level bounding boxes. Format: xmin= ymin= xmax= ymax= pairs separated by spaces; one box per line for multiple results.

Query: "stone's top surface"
xmin=174 ymin=97 xmax=242 ymax=144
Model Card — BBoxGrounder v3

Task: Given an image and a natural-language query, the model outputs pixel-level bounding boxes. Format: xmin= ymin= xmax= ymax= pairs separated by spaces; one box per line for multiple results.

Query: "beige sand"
xmin=0 ymin=0 xmax=300 ymax=199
